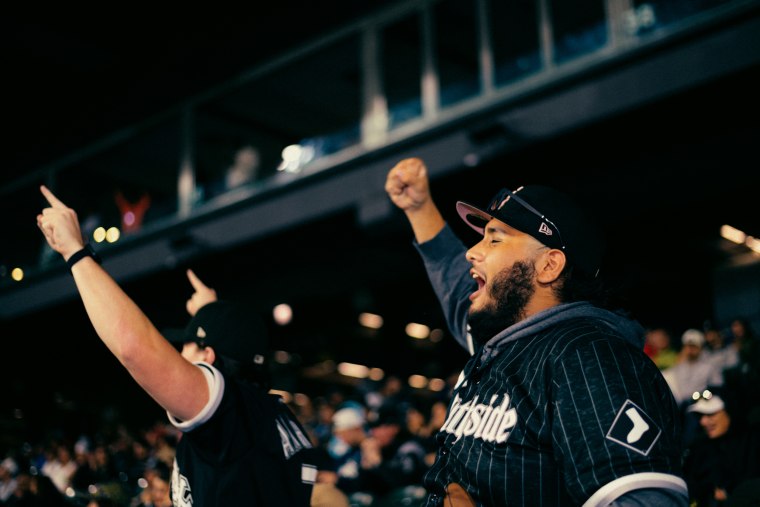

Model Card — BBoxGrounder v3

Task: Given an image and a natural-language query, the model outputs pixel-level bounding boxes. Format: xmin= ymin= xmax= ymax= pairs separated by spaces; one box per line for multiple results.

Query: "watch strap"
xmin=66 ymin=244 xmax=102 ymax=272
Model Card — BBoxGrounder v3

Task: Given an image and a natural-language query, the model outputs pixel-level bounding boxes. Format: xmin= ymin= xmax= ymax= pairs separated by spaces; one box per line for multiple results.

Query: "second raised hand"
xmin=185 ymin=269 xmax=218 ymax=316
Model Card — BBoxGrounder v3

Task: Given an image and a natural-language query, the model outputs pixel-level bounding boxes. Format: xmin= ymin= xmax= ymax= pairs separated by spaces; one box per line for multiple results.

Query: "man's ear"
xmin=536 ymin=248 xmax=567 ymax=284
xmin=202 ymin=345 xmax=217 ymax=365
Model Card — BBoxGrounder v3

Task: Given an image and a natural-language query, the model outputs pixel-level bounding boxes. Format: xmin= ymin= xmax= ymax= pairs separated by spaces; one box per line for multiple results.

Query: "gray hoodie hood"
xmin=478 ymin=301 xmax=645 ymax=362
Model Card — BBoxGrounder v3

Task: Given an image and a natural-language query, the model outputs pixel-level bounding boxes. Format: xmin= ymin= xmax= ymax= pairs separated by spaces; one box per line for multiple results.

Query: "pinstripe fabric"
xmin=415 ymin=227 xmax=685 ymax=506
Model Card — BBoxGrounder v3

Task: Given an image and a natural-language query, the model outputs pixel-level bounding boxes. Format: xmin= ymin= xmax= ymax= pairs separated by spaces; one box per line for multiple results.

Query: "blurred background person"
xmin=0 ymin=458 xmax=18 ymax=505
xmin=644 ymin=327 xmax=679 ymax=370
xmin=722 ymin=318 xmax=760 ymax=431
xmin=40 ymin=443 xmax=77 ymax=494
xmin=662 ymin=329 xmax=723 ymax=407
xmin=134 ymin=461 xmax=172 ymax=507
xmin=703 ymin=325 xmax=738 ymax=376
xmin=359 ymin=406 xmax=428 ymax=502
xmin=316 ymin=406 xmax=368 ymax=491
xmin=683 ymin=390 xmax=760 ymax=506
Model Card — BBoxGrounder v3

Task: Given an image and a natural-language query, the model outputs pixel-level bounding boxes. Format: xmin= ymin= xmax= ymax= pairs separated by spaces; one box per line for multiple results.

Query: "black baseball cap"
xmin=167 ymin=300 xmax=269 ymax=366
xmin=456 ymin=185 xmax=604 ymax=275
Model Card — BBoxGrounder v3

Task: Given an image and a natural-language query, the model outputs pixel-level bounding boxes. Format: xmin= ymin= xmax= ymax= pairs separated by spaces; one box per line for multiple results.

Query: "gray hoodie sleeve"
xmin=413 ymin=224 xmax=475 ymax=353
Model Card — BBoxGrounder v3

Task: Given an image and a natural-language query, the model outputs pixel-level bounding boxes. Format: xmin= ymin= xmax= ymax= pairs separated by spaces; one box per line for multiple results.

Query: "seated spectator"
xmin=309 ymin=397 xmax=336 ymax=447
xmin=704 ymin=325 xmax=739 ymax=377
xmin=40 ymin=444 xmax=77 ymax=494
xmin=9 ymin=473 xmax=68 ymax=506
xmin=644 ymin=327 xmax=678 ymax=370
xmin=364 ymin=375 xmax=410 ymax=415
xmin=662 ymin=329 xmax=723 ymax=406
xmin=683 ymin=391 xmax=760 ymax=506
xmin=316 ymin=406 xmax=368 ymax=488
xmin=134 ymin=461 xmax=172 ymax=507
xmin=338 ymin=406 xmax=428 ymax=503
xmin=728 ymin=318 xmax=754 ymax=351
xmin=722 ymin=318 xmax=760 ymax=430
xmin=0 ymin=457 xmax=18 ymax=504
xmin=71 ymin=444 xmax=119 ymax=493
xmin=403 ymin=400 xmax=449 ymax=468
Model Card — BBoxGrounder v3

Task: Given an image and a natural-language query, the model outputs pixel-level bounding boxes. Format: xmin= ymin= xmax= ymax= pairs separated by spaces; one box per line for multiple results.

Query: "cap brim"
xmin=687 ymin=397 xmax=725 ymax=415
xmin=456 ymin=201 xmax=493 ymax=235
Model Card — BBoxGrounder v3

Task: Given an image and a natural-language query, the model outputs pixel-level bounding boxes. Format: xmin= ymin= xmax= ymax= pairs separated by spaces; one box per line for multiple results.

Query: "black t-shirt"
xmin=684 ymin=426 xmax=760 ymax=505
xmin=169 ymin=363 xmax=316 ymax=506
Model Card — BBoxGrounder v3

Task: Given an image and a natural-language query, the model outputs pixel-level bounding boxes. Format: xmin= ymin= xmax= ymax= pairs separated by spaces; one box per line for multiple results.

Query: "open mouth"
xmin=470 ymin=270 xmax=485 ymax=301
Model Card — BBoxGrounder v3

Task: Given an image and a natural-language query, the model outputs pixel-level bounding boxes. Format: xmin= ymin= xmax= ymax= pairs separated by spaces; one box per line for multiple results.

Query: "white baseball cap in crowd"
xmin=687 ymin=391 xmax=725 ymax=415
xmin=681 ymin=329 xmax=705 ymax=347
xmin=332 ymin=407 xmax=366 ymax=430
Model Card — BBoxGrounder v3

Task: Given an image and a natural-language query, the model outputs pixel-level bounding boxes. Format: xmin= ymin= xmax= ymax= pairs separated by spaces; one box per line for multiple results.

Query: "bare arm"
xmin=37 ymin=185 xmax=209 ymax=421
xmin=385 ymin=157 xmax=446 ymax=244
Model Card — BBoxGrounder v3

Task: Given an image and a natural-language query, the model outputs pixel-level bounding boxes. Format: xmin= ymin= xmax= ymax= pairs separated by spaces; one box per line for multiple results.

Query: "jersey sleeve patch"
xmin=605 ymin=400 xmax=661 ymax=456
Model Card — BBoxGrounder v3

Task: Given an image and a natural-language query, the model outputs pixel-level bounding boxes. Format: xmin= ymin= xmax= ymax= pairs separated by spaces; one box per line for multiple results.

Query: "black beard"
xmin=468 ymin=260 xmax=536 ymax=347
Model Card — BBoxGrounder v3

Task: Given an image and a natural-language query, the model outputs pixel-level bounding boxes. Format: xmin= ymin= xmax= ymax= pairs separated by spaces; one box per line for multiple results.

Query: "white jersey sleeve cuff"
xmin=582 ymin=472 xmax=688 ymax=507
xmin=166 ymin=362 xmax=225 ymax=432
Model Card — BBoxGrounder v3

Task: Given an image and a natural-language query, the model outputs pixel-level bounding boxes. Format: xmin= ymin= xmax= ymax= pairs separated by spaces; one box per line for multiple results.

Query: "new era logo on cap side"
xmin=196 ymin=326 xmax=206 ymax=338
xmin=538 ymin=222 xmax=552 ymax=236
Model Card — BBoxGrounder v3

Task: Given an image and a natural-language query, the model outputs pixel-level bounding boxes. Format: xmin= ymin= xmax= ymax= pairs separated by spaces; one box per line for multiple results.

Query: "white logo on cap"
xmin=538 ymin=222 xmax=553 ymax=236
xmin=196 ymin=326 xmax=206 ymax=339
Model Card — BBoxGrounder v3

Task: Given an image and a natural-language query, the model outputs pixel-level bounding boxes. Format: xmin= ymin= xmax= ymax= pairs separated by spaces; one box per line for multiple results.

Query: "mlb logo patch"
xmin=606 ymin=400 xmax=661 ymax=456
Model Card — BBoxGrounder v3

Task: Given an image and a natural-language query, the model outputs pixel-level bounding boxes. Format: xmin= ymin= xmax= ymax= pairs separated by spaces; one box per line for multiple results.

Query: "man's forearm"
xmin=405 ymin=199 xmax=446 ymax=244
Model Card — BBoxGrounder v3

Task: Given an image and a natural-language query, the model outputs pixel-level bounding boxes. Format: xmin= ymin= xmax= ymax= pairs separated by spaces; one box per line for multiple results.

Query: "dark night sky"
xmin=1 ymin=5 xmax=393 ymax=185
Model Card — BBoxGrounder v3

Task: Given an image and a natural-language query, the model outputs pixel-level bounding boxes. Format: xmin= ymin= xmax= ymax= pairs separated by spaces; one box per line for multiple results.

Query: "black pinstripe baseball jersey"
xmin=168 ymin=362 xmax=316 ymax=506
xmin=415 ymin=226 xmax=688 ymax=506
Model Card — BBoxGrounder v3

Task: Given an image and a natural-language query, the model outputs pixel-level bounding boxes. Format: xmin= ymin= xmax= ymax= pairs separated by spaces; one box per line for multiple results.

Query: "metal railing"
xmin=1 ymin=0 xmax=756 ymax=290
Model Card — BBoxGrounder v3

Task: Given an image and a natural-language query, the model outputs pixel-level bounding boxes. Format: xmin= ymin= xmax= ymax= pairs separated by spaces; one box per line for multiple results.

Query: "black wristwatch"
xmin=66 ymin=244 xmax=102 ymax=272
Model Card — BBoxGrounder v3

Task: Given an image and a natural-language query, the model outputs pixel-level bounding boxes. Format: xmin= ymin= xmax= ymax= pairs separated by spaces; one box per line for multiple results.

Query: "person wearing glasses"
xmin=385 ymin=158 xmax=687 ymax=506
xmin=683 ymin=390 xmax=760 ymax=506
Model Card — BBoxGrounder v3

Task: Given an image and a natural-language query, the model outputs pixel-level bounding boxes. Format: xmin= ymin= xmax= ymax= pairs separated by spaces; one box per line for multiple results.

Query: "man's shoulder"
xmin=543 ymin=314 xmax=618 ymax=340
xmin=542 ymin=315 xmax=643 ymax=357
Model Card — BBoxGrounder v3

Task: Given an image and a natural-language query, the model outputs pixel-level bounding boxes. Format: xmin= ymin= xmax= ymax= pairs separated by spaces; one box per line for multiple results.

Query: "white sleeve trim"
xmin=167 ymin=362 xmax=225 ymax=432
xmin=582 ymin=472 xmax=688 ymax=507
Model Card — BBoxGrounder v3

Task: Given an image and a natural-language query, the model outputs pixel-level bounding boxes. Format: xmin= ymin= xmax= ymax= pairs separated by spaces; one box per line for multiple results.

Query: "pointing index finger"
xmin=186 ymin=269 xmax=208 ymax=291
xmin=40 ymin=185 xmax=67 ymax=209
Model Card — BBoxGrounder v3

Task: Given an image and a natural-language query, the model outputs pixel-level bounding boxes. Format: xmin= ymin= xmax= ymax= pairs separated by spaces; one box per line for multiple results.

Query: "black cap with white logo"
xmin=456 ymin=185 xmax=604 ymax=276
xmin=167 ymin=300 xmax=269 ymax=366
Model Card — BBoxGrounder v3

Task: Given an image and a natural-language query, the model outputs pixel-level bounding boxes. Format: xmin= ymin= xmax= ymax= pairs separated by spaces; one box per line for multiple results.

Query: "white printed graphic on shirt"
xmin=275 ymin=414 xmax=312 ymax=459
xmin=605 ymin=399 xmax=661 ymax=456
xmin=171 ymin=457 xmax=193 ymax=507
xmin=454 ymin=370 xmax=467 ymax=390
xmin=440 ymin=393 xmax=517 ymax=443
